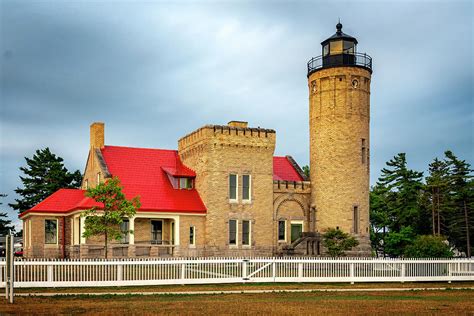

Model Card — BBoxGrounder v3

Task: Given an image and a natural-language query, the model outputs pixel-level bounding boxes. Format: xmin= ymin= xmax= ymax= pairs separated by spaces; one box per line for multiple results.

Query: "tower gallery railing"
xmin=307 ymin=53 xmax=373 ymax=77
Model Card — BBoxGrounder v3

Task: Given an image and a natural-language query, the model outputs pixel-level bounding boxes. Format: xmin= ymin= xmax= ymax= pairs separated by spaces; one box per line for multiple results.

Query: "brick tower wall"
xmin=308 ymin=66 xmax=371 ymax=254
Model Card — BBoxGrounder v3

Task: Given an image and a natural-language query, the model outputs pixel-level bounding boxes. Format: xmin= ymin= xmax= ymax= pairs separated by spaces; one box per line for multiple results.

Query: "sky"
xmin=1 ymin=0 xmax=473 ymax=229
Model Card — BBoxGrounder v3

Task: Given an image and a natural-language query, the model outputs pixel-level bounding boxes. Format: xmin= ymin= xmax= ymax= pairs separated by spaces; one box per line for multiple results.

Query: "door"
xmin=151 ymin=220 xmax=163 ymax=244
xmin=290 ymin=223 xmax=303 ymax=243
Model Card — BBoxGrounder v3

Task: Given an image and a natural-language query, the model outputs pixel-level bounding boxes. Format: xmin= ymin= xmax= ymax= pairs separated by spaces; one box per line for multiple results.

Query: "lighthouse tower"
xmin=307 ymin=22 xmax=373 ymax=254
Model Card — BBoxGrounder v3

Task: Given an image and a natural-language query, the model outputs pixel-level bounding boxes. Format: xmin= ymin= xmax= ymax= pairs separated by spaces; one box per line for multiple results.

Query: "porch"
xmin=69 ymin=213 xmax=181 ymax=259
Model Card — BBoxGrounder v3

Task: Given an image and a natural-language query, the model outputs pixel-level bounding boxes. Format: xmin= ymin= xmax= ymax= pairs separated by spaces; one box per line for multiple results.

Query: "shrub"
xmin=403 ymin=235 xmax=453 ymax=258
xmin=322 ymin=228 xmax=359 ymax=257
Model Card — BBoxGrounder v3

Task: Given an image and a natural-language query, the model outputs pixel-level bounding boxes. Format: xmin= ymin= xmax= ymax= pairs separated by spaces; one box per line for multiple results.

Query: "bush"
xmin=322 ymin=228 xmax=359 ymax=257
xmin=403 ymin=235 xmax=453 ymax=258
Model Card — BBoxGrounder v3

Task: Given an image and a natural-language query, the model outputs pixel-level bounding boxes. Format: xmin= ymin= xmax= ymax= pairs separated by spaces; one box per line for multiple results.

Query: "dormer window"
xmin=178 ymin=177 xmax=193 ymax=189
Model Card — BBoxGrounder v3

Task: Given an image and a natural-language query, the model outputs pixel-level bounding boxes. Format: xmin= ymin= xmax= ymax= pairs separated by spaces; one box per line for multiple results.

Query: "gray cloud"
xmin=1 ymin=0 xmax=472 ymax=228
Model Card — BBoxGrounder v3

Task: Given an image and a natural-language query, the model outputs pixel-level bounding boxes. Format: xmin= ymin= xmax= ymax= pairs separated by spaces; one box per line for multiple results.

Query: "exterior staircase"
xmin=282 ymin=232 xmax=322 ymax=256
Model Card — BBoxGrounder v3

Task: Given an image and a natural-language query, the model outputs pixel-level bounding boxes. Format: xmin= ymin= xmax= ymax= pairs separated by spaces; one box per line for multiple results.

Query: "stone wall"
xmin=179 ymin=123 xmax=276 ymax=256
xmin=308 ymin=66 xmax=371 ymax=253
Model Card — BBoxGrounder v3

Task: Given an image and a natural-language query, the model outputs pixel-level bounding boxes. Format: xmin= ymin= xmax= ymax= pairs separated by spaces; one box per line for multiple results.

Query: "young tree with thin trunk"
xmin=82 ymin=177 xmax=140 ymax=259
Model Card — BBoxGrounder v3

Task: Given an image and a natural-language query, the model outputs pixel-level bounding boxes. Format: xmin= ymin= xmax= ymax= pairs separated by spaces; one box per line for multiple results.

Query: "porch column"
xmin=79 ymin=216 xmax=86 ymax=244
xmin=129 ymin=217 xmax=135 ymax=245
xmin=173 ymin=216 xmax=180 ymax=246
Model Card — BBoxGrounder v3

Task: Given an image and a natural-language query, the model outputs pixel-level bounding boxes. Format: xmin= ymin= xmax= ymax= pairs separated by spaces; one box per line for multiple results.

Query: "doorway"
xmin=151 ymin=220 xmax=163 ymax=244
xmin=290 ymin=223 xmax=303 ymax=243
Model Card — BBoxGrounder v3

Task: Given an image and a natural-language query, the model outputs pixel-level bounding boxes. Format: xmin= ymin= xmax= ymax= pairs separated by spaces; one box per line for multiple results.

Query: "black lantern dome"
xmin=307 ymin=22 xmax=372 ymax=77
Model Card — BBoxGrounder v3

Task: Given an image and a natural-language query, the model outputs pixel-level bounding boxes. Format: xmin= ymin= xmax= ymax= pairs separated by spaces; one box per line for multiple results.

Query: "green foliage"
xmin=0 ymin=194 xmax=14 ymax=236
xmin=322 ymin=228 xmax=359 ymax=257
xmin=302 ymin=165 xmax=310 ymax=179
xmin=403 ymin=235 xmax=453 ymax=258
xmin=9 ymin=148 xmax=82 ymax=213
xmin=82 ymin=177 xmax=140 ymax=258
xmin=384 ymin=226 xmax=416 ymax=257
xmin=370 ymin=151 xmax=473 ymax=258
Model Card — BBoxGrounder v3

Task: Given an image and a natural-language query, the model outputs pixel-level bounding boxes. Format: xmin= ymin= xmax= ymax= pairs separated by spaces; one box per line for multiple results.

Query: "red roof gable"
xmin=273 ymin=156 xmax=305 ymax=181
xmin=100 ymin=146 xmax=206 ymax=213
xmin=21 ymin=189 xmax=100 ymax=217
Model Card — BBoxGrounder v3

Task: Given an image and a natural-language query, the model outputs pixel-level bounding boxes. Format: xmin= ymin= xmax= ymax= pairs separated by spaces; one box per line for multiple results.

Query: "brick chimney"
xmin=228 ymin=121 xmax=248 ymax=128
xmin=90 ymin=122 xmax=105 ymax=149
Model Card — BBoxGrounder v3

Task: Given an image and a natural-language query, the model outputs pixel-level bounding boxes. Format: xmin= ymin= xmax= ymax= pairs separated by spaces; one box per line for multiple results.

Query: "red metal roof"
xmin=273 ymin=156 xmax=305 ymax=181
xmin=21 ymin=146 xmax=304 ymax=218
xmin=21 ymin=189 xmax=99 ymax=217
xmin=100 ymin=146 xmax=205 ymax=213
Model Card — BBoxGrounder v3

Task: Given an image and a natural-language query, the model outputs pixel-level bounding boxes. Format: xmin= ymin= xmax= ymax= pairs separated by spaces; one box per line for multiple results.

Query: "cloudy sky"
xmin=1 ymin=0 xmax=472 ymax=228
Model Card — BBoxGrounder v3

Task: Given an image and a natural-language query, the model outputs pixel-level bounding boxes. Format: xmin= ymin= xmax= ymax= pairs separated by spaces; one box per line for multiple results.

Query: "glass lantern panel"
xmin=323 ymin=44 xmax=329 ymax=56
xmin=330 ymin=40 xmax=343 ymax=55
xmin=343 ymin=41 xmax=355 ymax=54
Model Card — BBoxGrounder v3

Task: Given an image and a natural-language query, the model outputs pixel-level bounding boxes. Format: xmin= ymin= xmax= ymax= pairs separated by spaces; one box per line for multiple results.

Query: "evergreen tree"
xmin=425 ymin=158 xmax=450 ymax=236
xmin=369 ymin=184 xmax=390 ymax=257
xmin=322 ymin=228 xmax=359 ymax=257
xmin=9 ymin=148 xmax=82 ymax=214
xmin=444 ymin=151 xmax=473 ymax=257
xmin=0 ymin=194 xmax=14 ymax=236
xmin=302 ymin=165 xmax=310 ymax=179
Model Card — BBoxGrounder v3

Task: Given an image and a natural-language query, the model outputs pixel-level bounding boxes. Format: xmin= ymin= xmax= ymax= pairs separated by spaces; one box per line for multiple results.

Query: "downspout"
xmin=62 ymin=217 xmax=66 ymax=259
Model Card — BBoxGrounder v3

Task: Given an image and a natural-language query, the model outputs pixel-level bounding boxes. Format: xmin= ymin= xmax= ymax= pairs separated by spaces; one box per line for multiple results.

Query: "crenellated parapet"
xmin=273 ymin=180 xmax=311 ymax=194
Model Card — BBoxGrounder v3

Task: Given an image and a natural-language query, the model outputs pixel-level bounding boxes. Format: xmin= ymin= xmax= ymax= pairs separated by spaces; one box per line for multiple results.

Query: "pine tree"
xmin=370 ymin=184 xmax=390 ymax=257
xmin=9 ymin=148 xmax=82 ymax=213
xmin=425 ymin=158 xmax=450 ymax=236
xmin=377 ymin=153 xmax=426 ymax=233
xmin=0 ymin=194 xmax=14 ymax=236
xmin=444 ymin=151 xmax=473 ymax=257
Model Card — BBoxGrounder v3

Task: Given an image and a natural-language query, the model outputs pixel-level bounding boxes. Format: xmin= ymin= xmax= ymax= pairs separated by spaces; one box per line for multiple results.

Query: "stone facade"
xmin=178 ymin=123 xmax=277 ymax=256
xmin=308 ymin=66 xmax=371 ymax=252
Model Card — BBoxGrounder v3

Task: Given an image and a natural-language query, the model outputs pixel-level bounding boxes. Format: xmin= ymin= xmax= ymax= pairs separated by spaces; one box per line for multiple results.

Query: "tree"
xmin=82 ymin=177 xmax=140 ymax=259
xmin=403 ymin=235 xmax=453 ymax=258
xmin=0 ymin=194 xmax=14 ymax=236
xmin=425 ymin=158 xmax=450 ymax=236
xmin=444 ymin=151 xmax=473 ymax=257
xmin=370 ymin=184 xmax=390 ymax=257
xmin=9 ymin=148 xmax=82 ymax=213
xmin=384 ymin=226 xmax=416 ymax=257
xmin=302 ymin=165 xmax=310 ymax=179
xmin=322 ymin=228 xmax=359 ymax=257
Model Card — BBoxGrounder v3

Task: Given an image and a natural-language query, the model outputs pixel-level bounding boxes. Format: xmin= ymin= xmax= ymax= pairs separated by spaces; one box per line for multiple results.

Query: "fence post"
xmin=117 ymin=264 xmax=123 ymax=281
xmin=298 ymin=262 xmax=303 ymax=280
xmin=242 ymin=259 xmax=248 ymax=281
xmin=350 ymin=263 xmax=354 ymax=284
xmin=447 ymin=262 xmax=452 ymax=284
xmin=272 ymin=258 xmax=276 ymax=282
xmin=47 ymin=265 xmax=53 ymax=284
xmin=401 ymin=262 xmax=406 ymax=283
xmin=181 ymin=263 xmax=186 ymax=283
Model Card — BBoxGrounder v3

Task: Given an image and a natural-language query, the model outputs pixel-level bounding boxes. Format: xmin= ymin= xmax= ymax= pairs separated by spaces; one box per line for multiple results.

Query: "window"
xmin=361 ymin=139 xmax=366 ymax=164
xmin=97 ymin=172 xmax=101 ymax=184
xmin=323 ymin=44 xmax=329 ymax=56
xmin=189 ymin=226 xmax=195 ymax=246
xmin=45 ymin=219 xmax=57 ymax=244
xmin=229 ymin=219 xmax=237 ymax=245
xmin=179 ymin=177 xmax=193 ymax=189
xmin=330 ymin=40 xmax=343 ymax=55
xmin=353 ymin=206 xmax=359 ymax=234
xmin=278 ymin=220 xmax=286 ymax=241
xmin=343 ymin=41 xmax=355 ymax=54
xmin=84 ymin=179 xmax=89 ymax=189
xmin=151 ymin=220 xmax=163 ymax=244
xmin=242 ymin=175 xmax=251 ymax=201
xmin=120 ymin=219 xmax=129 ymax=244
xmin=242 ymin=220 xmax=251 ymax=246
xmin=229 ymin=174 xmax=237 ymax=201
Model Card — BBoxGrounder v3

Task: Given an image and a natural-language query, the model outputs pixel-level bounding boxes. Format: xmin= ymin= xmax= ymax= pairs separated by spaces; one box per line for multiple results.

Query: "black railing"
xmin=307 ymin=52 xmax=372 ymax=76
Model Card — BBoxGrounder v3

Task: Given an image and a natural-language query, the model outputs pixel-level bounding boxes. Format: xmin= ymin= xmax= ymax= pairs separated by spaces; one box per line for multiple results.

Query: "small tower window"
xmin=353 ymin=206 xmax=359 ymax=234
xmin=97 ymin=172 xmax=101 ymax=184
xmin=84 ymin=179 xmax=89 ymax=190
xmin=361 ymin=139 xmax=366 ymax=164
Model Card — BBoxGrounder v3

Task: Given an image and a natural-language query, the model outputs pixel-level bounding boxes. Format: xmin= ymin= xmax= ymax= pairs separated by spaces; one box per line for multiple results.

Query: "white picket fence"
xmin=1 ymin=257 xmax=473 ymax=288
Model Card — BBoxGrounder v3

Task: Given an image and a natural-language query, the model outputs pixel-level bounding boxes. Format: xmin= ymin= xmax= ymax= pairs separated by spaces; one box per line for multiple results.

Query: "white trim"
xmin=44 ymin=218 xmax=59 ymax=245
xmin=229 ymin=173 xmax=238 ymax=203
xmin=21 ymin=210 xmax=206 ymax=219
xmin=242 ymin=174 xmax=251 ymax=203
xmin=28 ymin=219 xmax=31 ymax=248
